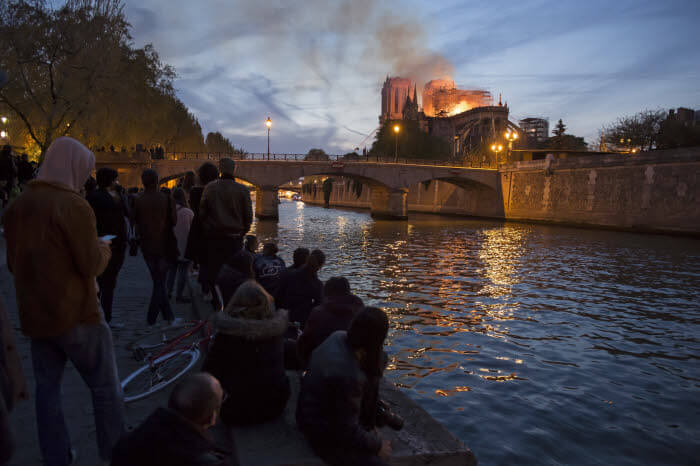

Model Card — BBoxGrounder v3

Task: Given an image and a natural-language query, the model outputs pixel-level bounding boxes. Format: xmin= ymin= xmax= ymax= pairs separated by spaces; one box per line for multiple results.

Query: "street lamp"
xmin=491 ymin=143 xmax=503 ymax=165
xmin=393 ymin=124 xmax=400 ymax=162
xmin=265 ymin=117 xmax=272 ymax=160
xmin=504 ymin=130 xmax=518 ymax=162
xmin=0 ymin=116 xmax=7 ymax=124
xmin=0 ymin=130 xmax=7 ymax=139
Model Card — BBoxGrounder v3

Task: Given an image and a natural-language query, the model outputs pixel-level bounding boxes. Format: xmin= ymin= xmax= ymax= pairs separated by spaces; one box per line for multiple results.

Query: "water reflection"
xmin=256 ymin=200 xmax=700 ymax=466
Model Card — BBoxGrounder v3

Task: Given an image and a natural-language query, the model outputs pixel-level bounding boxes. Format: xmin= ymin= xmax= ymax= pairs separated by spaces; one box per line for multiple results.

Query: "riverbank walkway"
xmin=1 ymin=236 xmax=475 ymax=465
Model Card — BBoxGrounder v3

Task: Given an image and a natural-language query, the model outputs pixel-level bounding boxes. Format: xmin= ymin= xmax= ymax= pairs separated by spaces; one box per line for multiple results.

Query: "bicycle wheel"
xmin=128 ymin=323 xmax=203 ymax=351
xmin=121 ymin=348 xmax=201 ymax=403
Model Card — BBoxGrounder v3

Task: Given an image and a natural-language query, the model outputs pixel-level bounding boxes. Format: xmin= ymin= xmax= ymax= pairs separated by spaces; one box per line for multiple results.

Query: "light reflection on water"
xmin=252 ymin=200 xmax=700 ymax=466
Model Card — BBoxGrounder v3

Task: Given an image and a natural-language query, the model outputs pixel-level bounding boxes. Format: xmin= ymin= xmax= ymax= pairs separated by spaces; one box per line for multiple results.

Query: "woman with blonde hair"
xmin=202 ymin=280 xmax=290 ymax=425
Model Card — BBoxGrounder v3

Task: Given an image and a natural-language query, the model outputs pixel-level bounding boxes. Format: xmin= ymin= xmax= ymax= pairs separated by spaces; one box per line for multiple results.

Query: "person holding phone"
xmin=87 ymin=167 xmax=129 ymax=325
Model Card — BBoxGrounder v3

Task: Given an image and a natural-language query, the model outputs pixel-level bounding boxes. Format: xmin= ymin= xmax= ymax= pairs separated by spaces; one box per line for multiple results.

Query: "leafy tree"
xmin=369 ymin=119 xmax=450 ymax=160
xmin=305 ymin=148 xmax=329 ymax=161
xmin=205 ymin=131 xmax=244 ymax=154
xmin=544 ymin=119 xmax=587 ymax=150
xmin=601 ymin=109 xmax=665 ymax=151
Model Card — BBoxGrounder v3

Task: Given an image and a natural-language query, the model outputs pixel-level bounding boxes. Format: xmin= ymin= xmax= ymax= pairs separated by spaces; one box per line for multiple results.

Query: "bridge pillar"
xmin=370 ymin=187 xmax=408 ymax=220
xmin=255 ymin=186 xmax=279 ymax=220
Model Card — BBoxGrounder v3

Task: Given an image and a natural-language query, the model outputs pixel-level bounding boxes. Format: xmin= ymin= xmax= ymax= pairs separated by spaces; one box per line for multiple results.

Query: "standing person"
xmin=275 ymin=249 xmax=325 ymax=330
xmin=199 ymin=158 xmax=252 ymax=305
xmin=296 ymin=307 xmax=392 ymax=466
xmin=87 ymin=167 xmax=128 ymax=324
xmin=0 ymin=145 xmax=16 ymax=208
xmin=133 ymin=169 xmax=178 ymax=326
xmin=1 ymin=137 xmax=125 ymax=466
xmin=17 ymin=153 xmax=34 ymax=188
xmin=167 ymin=188 xmax=195 ymax=303
xmin=253 ymin=242 xmax=286 ymax=298
xmin=184 ymin=162 xmax=219 ymax=297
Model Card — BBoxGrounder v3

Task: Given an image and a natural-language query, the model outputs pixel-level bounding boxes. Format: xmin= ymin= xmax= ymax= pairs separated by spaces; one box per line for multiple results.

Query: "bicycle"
xmin=120 ymin=287 xmax=223 ymax=403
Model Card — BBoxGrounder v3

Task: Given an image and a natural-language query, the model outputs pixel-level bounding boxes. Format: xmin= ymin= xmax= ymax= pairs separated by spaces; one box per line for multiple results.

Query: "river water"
xmin=251 ymin=200 xmax=700 ymax=466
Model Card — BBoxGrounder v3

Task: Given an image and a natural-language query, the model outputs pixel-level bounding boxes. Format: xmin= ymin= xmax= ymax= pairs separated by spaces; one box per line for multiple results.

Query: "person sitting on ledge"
xmin=296 ymin=307 xmax=392 ymax=466
xmin=297 ymin=276 xmax=364 ymax=368
xmin=253 ymin=242 xmax=286 ymax=298
xmin=275 ymin=249 xmax=325 ymax=331
xmin=202 ymin=281 xmax=290 ymax=426
xmin=216 ymin=248 xmax=255 ymax=307
xmin=111 ymin=372 xmax=237 ymax=466
xmin=287 ymin=247 xmax=310 ymax=272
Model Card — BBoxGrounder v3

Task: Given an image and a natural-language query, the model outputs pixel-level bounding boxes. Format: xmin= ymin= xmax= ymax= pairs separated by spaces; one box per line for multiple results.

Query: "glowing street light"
xmin=1 ymin=116 xmax=7 ymax=124
xmin=504 ymin=130 xmax=518 ymax=162
xmin=0 ymin=130 xmax=6 ymax=139
xmin=393 ymin=124 xmax=401 ymax=162
xmin=491 ymin=143 xmax=503 ymax=164
xmin=265 ymin=117 xmax=272 ymax=160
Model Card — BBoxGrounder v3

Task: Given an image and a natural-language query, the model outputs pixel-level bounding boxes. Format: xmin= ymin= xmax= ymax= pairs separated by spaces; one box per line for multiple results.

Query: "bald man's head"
xmin=168 ymin=372 xmax=223 ymax=428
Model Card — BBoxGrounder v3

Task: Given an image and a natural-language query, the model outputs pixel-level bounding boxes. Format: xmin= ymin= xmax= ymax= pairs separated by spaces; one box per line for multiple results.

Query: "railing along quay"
xmin=158 ymin=152 xmax=498 ymax=169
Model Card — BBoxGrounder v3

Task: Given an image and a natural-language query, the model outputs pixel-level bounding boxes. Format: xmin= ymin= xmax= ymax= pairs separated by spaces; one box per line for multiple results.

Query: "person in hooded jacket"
xmin=202 ymin=281 xmax=290 ymax=426
xmin=1 ymin=137 xmax=124 ymax=466
xmin=296 ymin=277 xmax=364 ymax=368
xmin=87 ymin=167 xmax=129 ymax=324
xmin=252 ymin=242 xmax=286 ymax=298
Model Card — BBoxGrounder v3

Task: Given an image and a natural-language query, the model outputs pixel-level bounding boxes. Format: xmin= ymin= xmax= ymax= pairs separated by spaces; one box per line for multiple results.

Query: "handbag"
xmin=165 ymin=195 xmax=180 ymax=262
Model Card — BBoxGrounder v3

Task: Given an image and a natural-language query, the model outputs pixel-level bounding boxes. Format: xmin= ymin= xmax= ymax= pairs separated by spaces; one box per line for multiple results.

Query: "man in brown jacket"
xmin=133 ymin=169 xmax=178 ymax=325
xmin=199 ymin=158 xmax=252 ymax=307
xmin=1 ymin=137 xmax=125 ymax=466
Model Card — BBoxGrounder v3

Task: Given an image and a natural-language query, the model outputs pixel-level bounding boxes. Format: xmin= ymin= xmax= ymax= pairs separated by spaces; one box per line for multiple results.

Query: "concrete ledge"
xmin=190 ymin=278 xmax=476 ymax=466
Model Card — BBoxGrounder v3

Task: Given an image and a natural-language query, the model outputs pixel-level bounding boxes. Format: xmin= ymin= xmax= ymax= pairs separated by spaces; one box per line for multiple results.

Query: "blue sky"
xmin=123 ymin=0 xmax=700 ymax=153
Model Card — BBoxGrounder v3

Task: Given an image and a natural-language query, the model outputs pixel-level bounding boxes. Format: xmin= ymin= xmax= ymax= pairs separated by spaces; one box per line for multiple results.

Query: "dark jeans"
xmin=97 ymin=246 xmax=125 ymax=322
xmin=205 ymin=235 xmax=243 ymax=308
xmin=143 ymin=252 xmax=175 ymax=325
xmin=167 ymin=260 xmax=191 ymax=299
xmin=31 ymin=320 xmax=125 ymax=465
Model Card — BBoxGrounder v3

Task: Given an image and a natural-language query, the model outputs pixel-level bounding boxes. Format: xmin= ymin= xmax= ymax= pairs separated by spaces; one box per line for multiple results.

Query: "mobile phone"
xmin=100 ymin=235 xmax=117 ymax=241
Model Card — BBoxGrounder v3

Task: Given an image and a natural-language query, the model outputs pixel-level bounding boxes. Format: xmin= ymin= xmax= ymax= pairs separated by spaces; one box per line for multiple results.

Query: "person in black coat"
xmin=275 ymin=249 xmax=325 ymax=330
xmin=87 ymin=167 xmax=128 ymax=323
xmin=202 ymin=281 xmax=290 ymax=426
xmin=216 ymin=249 xmax=254 ymax=306
xmin=296 ymin=307 xmax=392 ymax=466
xmin=287 ymin=247 xmax=309 ymax=272
xmin=253 ymin=242 xmax=286 ymax=298
xmin=297 ymin=276 xmax=364 ymax=368
xmin=112 ymin=372 xmax=237 ymax=466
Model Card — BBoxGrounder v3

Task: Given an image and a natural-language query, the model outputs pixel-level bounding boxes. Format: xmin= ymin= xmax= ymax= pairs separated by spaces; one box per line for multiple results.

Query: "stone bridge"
xmin=150 ymin=159 xmax=500 ymax=220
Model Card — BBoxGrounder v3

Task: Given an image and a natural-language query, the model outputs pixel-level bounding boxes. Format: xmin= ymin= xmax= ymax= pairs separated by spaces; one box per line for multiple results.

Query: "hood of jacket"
xmin=37 ymin=137 xmax=95 ymax=192
xmin=211 ymin=308 xmax=288 ymax=339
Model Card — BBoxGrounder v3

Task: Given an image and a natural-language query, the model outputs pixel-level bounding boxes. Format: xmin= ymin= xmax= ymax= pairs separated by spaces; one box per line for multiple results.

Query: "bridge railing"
xmin=160 ymin=152 xmax=498 ymax=169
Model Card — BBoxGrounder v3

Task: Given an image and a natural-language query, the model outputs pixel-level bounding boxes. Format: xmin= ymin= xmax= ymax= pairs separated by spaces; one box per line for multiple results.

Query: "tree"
xmin=205 ymin=131 xmax=244 ymax=154
xmin=305 ymin=148 xmax=329 ymax=161
xmin=369 ymin=119 xmax=450 ymax=160
xmin=0 ymin=0 xmax=130 ymax=158
xmin=544 ymin=119 xmax=587 ymax=151
xmin=600 ymin=109 xmax=665 ymax=152
xmin=550 ymin=119 xmax=567 ymax=149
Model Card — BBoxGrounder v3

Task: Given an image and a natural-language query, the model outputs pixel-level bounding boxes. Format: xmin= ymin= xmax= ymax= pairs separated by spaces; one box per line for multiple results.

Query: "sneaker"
xmin=168 ymin=317 xmax=184 ymax=327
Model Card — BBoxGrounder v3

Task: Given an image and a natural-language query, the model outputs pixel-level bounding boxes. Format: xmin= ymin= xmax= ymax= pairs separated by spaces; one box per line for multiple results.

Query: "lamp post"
xmin=491 ymin=143 xmax=504 ymax=166
xmin=504 ymin=130 xmax=518 ymax=162
xmin=0 ymin=116 xmax=7 ymax=142
xmin=393 ymin=124 xmax=400 ymax=162
xmin=266 ymin=117 xmax=272 ymax=160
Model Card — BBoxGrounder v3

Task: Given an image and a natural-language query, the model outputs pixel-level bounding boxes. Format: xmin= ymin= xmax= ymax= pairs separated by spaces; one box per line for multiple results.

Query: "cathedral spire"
xmin=498 ymin=93 xmax=502 ymax=106
xmin=413 ymin=83 xmax=418 ymax=105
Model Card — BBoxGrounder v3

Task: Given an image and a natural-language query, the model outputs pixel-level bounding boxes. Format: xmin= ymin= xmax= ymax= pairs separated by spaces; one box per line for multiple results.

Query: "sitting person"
xmin=275 ymin=249 xmax=325 ymax=330
xmin=296 ymin=307 xmax=392 ymax=466
xmin=216 ymin=249 xmax=255 ymax=307
xmin=297 ymin=277 xmax=364 ymax=368
xmin=202 ymin=281 xmax=290 ymax=426
xmin=287 ymin=247 xmax=309 ymax=272
xmin=253 ymin=242 xmax=286 ymax=297
xmin=111 ymin=372 xmax=238 ymax=466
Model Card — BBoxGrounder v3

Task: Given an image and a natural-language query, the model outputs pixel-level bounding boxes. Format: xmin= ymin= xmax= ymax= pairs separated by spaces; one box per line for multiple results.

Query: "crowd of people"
xmin=0 ymin=146 xmax=37 ymax=208
xmin=0 ymin=136 xmax=401 ymax=466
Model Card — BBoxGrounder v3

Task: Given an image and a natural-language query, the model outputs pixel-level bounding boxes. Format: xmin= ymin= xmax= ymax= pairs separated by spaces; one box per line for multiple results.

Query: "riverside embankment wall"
xmin=304 ymin=148 xmax=700 ymax=235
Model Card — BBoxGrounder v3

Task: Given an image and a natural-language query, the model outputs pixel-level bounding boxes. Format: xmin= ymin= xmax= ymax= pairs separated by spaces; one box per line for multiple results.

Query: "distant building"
xmin=519 ymin=118 xmax=549 ymax=146
xmin=380 ymin=77 xmax=416 ymax=123
xmin=668 ymin=107 xmax=696 ymax=127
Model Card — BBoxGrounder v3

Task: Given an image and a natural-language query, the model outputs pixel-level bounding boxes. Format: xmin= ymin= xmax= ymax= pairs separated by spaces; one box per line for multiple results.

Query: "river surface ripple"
xmin=252 ymin=200 xmax=700 ymax=466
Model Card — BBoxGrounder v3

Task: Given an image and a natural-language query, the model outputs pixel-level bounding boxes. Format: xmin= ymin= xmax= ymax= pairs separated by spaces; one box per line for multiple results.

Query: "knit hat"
xmin=219 ymin=158 xmax=235 ymax=176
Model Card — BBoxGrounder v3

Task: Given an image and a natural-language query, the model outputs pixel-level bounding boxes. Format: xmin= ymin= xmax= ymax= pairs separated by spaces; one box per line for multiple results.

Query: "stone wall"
xmin=304 ymin=147 xmax=700 ymax=235
xmin=501 ymin=148 xmax=700 ymax=235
